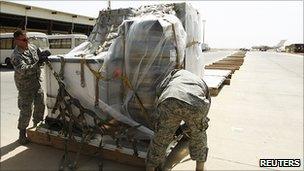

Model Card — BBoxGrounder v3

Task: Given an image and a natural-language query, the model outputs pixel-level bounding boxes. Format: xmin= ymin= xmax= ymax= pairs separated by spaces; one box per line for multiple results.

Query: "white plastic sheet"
xmin=46 ymin=3 xmax=203 ymax=140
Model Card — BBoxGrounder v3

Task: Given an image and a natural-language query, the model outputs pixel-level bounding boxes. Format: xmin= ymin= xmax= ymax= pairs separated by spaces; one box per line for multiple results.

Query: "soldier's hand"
xmin=38 ymin=49 xmax=51 ymax=58
xmin=37 ymin=49 xmax=51 ymax=63
xmin=38 ymin=55 xmax=49 ymax=64
xmin=41 ymin=50 xmax=51 ymax=57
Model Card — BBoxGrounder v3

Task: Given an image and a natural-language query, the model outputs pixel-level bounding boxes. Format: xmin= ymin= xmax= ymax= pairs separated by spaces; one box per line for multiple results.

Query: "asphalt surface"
xmin=1 ymin=51 xmax=303 ymax=170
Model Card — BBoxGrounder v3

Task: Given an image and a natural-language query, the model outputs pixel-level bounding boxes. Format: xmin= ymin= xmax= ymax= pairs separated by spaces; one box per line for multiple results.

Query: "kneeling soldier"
xmin=146 ymin=69 xmax=211 ymax=171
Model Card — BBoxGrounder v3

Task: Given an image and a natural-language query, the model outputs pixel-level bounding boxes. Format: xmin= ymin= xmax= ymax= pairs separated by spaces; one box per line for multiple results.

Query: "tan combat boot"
xmin=146 ymin=166 xmax=155 ymax=171
xmin=196 ymin=161 xmax=205 ymax=171
xmin=33 ymin=122 xmax=38 ymax=128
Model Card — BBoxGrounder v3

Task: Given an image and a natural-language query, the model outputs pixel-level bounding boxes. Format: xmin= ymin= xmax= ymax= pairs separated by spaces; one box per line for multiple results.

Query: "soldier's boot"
xmin=32 ymin=119 xmax=43 ymax=128
xmin=19 ymin=129 xmax=30 ymax=145
xmin=146 ymin=166 xmax=155 ymax=171
xmin=196 ymin=161 xmax=205 ymax=171
xmin=33 ymin=121 xmax=39 ymax=128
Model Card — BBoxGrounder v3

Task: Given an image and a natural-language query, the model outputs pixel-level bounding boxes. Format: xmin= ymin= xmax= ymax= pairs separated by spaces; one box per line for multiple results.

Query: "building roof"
xmin=0 ymin=1 xmax=96 ymax=26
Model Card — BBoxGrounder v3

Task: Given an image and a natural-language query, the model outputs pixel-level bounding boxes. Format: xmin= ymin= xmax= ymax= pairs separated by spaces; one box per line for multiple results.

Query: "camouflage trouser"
xmin=147 ymin=98 xmax=210 ymax=167
xmin=17 ymin=88 xmax=45 ymax=130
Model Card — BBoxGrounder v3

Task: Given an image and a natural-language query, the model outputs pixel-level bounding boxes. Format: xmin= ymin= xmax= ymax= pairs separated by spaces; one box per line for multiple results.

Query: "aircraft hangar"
xmin=0 ymin=1 xmax=96 ymax=35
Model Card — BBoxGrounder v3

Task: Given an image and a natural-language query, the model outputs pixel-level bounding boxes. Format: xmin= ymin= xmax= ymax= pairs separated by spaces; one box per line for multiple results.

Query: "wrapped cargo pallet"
xmin=43 ymin=2 xmax=203 ymax=169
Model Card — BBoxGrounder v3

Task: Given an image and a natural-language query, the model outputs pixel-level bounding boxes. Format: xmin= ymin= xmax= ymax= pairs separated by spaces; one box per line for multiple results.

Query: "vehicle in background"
xmin=0 ymin=32 xmax=49 ymax=68
xmin=239 ymin=48 xmax=250 ymax=51
xmin=251 ymin=40 xmax=287 ymax=52
xmin=200 ymin=43 xmax=210 ymax=52
xmin=47 ymin=34 xmax=88 ymax=55
xmin=285 ymin=44 xmax=304 ymax=53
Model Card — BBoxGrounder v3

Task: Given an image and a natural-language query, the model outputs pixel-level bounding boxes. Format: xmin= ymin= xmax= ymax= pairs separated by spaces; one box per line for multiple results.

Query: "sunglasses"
xmin=16 ymin=38 xmax=28 ymax=42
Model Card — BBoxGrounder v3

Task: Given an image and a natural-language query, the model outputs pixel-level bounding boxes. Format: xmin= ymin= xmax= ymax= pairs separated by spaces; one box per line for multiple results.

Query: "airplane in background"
xmin=251 ymin=40 xmax=287 ymax=52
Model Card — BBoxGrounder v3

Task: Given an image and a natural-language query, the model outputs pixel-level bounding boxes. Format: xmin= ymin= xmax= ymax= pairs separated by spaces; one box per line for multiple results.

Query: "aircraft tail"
xmin=276 ymin=40 xmax=287 ymax=48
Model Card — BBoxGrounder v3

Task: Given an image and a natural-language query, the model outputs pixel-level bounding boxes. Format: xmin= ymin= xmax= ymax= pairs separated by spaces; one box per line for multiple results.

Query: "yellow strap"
xmin=79 ymin=56 xmax=104 ymax=107
xmin=80 ymin=58 xmax=86 ymax=87
xmin=80 ymin=57 xmax=105 ymax=80
xmin=186 ymin=41 xmax=199 ymax=48
xmin=120 ymin=75 xmax=150 ymax=124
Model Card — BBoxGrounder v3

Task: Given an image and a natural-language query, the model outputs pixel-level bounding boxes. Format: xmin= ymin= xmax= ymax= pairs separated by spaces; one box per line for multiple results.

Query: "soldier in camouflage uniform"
xmin=10 ymin=30 xmax=49 ymax=145
xmin=146 ymin=69 xmax=211 ymax=171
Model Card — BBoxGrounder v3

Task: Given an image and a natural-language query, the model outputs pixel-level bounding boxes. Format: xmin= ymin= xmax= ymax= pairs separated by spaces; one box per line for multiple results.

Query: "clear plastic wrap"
xmin=45 ymin=3 xmax=202 ymax=140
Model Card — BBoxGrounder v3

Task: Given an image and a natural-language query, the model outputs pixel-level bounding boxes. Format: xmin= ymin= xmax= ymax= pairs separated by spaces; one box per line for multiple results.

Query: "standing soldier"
xmin=146 ymin=69 xmax=211 ymax=171
xmin=10 ymin=30 xmax=50 ymax=145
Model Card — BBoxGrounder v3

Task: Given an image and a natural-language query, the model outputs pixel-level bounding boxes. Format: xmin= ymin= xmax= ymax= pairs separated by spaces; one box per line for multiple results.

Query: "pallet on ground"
xmin=231 ymin=52 xmax=246 ymax=56
xmin=222 ymin=57 xmax=244 ymax=61
xmin=27 ymin=127 xmax=146 ymax=168
xmin=204 ymin=69 xmax=232 ymax=84
xmin=204 ymin=69 xmax=232 ymax=77
xmin=212 ymin=60 xmax=243 ymax=66
xmin=202 ymin=51 xmax=246 ymax=96
xmin=226 ymin=55 xmax=245 ymax=59
xmin=223 ymin=78 xmax=231 ymax=85
xmin=209 ymin=63 xmax=241 ymax=69
xmin=204 ymin=65 xmax=239 ymax=72
xmin=204 ymin=69 xmax=232 ymax=85
xmin=203 ymin=75 xmax=226 ymax=96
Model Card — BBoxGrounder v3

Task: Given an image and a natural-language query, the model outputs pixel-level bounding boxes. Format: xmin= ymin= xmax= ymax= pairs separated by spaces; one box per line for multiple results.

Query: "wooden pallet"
xmin=202 ymin=51 xmax=247 ymax=96
xmin=205 ymin=53 xmax=246 ymax=72
xmin=207 ymin=64 xmax=240 ymax=70
xmin=204 ymin=66 xmax=238 ymax=73
xmin=203 ymin=70 xmax=230 ymax=96
xmin=223 ymin=57 xmax=244 ymax=61
xmin=204 ymin=69 xmax=232 ymax=77
xmin=204 ymin=69 xmax=232 ymax=84
xmin=212 ymin=61 xmax=243 ymax=66
xmin=27 ymin=127 xmax=146 ymax=168
xmin=203 ymin=75 xmax=226 ymax=96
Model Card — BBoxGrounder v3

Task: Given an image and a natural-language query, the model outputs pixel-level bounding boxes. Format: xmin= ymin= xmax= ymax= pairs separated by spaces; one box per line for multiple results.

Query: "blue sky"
xmin=11 ymin=0 xmax=304 ymax=48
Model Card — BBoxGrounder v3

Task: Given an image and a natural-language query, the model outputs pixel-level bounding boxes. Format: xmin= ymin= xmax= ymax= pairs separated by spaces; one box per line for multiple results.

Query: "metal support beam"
xmin=108 ymin=0 xmax=111 ymax=10
xmin=48 ymin=20 xmax=53 ymax=35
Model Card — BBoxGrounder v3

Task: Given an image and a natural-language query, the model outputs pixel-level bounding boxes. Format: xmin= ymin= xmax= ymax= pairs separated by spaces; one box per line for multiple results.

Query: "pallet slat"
xmin=204 ymin=69 xmax=232 ymax=77
xmin=204 ymin=66 xmax=238 ymax=72
xmin=202 ymin=51 xmax=247 ymax=96
xmin=27 ymin=128 xmax=146 ymax=167
xmin=203 ymin=75 xmax=226 ymax=96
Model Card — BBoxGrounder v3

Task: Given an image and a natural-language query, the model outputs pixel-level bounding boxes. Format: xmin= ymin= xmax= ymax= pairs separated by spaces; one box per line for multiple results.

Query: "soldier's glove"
xmin=38 ymin=55 xmax=49 ymax=63
xmin=37 ymin=48 xmax=51 ymax=63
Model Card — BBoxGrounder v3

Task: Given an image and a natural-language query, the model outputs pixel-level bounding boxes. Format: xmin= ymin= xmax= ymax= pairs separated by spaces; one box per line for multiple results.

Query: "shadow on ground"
xmin=0 ymin=142 xmax=144 ymax=171
xmin=1 ymin=140 xmax=20 ymax=157
xmin=0 ymin=66 xmax=14 ymax=72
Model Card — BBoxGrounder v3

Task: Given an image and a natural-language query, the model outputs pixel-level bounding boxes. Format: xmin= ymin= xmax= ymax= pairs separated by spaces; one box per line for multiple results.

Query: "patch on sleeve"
xmin=11 ymin=56 xmax=20 ymax=66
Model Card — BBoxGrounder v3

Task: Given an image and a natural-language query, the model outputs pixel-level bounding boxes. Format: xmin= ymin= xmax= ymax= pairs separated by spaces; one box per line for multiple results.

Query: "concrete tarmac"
xmin=1 ymin=51 xmax=303 ymax=170
xmin=174 ymin=51 xmax=303 ymax=170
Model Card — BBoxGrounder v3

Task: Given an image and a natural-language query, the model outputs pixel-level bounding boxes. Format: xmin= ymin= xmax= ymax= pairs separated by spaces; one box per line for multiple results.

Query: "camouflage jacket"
xmin=156 ymin=69 xmax=211 ymax=107
xmin=10 ymin=44 xmax=42 ymax=91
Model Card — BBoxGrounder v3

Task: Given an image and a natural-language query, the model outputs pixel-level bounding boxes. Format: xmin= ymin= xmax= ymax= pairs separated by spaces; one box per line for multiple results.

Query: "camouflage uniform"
xmin=10 ymin=44 xmax=45 ymax=130
xmin=147 ymin=69 xmax=211 ymax=167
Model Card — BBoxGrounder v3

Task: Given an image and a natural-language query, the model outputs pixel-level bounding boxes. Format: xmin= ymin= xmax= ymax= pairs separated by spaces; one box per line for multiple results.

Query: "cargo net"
xmin=45 ymin=4 xmax=197 ymax=154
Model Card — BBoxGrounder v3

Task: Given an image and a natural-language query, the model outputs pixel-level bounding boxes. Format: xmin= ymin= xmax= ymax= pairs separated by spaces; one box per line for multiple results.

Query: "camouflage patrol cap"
xmin=13 ymin=30 xmax=26 ymax=39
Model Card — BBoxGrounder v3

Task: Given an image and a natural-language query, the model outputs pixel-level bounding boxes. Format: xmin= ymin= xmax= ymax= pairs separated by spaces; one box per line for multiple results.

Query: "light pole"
xmin=71 ymin=15 xmax=77 ymax=34
xmin=107 ymin=0 xmax=111 ymax=10
xmin=202 ymin=19 xmax=206 ymax=44
xmin=25 ymin=6 xmax=32 ymax=30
